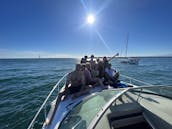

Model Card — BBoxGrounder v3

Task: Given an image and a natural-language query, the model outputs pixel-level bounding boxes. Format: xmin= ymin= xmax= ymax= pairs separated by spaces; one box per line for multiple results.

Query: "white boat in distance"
xmin=120 ymin=57 xmax=139 ymax=65
xmin=27 ymin=72 xmax=172 ymax=129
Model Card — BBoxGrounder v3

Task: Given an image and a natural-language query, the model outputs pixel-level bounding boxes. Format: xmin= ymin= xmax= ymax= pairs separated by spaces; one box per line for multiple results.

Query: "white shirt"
xmin=105 ymin=67 xmax=116 ymax=78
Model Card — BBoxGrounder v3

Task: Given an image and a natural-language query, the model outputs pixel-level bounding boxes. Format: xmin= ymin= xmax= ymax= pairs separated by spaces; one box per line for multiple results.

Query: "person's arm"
xmin=55 ymin=73 xmax=71 ymax=103
xmin=65 ymin=73 xmax=71 ymax=90
xmin=112 ymin=68 xmax=117 ymax=73
xmin=87 ymin=71 xmax=92 ymax=81
xmin=80 ymin=72 xmax=86 ymax=90
xmin=105 ymin=68 xmax=108 ymax=74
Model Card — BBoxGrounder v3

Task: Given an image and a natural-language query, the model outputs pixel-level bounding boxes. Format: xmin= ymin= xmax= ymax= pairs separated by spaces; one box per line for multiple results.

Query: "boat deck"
xmin=44 ymin=86 xmax=125 ymax=129
xmin=43 ymin=86 xmax=172 ymax=129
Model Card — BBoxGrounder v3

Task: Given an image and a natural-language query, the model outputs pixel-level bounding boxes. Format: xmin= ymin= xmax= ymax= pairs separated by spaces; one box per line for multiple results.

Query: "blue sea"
xmin=0 ymin=57 xmax=172 ymax=129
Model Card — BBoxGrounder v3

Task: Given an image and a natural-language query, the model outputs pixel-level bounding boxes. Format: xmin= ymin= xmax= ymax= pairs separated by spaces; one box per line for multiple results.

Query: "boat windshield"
xmin=59 ymin=89 xmax=124 ymax=129
xmin=93 ymin=86 xmax=172 ymax=129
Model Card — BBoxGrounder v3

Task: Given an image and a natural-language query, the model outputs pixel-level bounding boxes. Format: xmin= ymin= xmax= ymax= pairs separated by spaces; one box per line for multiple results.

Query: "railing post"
xmin=130 ymin=78 xmax=132 ymax=84
xmin=137 ymin=88 xmax=142 ymax=102
xmin=44 ymin=104 xmax=47 ymax=122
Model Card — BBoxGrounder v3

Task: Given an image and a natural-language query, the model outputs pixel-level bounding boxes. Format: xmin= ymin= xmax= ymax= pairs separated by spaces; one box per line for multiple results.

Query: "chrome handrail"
xmin=27 ymin=73 xmax=68 ymax=129
xmin=131 ymin=85 xmax=172 ymax=89
xmin=120 ymin=74 xmax=153 ymax=86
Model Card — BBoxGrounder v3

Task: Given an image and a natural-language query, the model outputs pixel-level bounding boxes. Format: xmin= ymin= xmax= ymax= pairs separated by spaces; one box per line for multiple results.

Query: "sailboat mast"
xmin=125 ymin=33 xmax=129 ymax=57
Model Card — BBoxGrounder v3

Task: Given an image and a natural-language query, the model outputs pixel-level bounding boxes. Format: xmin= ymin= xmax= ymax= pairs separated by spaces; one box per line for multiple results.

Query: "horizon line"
xmin=0 ymin=55 xmax=172 ymax=59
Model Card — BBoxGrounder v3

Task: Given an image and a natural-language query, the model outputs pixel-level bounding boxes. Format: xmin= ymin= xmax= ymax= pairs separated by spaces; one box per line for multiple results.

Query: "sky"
xmin=0 ymin=0 xmax=172 ymax=58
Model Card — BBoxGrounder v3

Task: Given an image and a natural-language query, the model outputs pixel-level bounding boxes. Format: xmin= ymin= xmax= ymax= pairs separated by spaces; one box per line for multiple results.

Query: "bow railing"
xmin=120 ymin=74 xmax=153 ymax=86
xmin=27 ymin=73 xmax=68 ymax=129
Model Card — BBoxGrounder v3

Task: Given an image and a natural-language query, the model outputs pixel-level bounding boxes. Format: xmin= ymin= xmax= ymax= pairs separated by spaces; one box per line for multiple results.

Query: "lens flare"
xmin=87 ymin=14 xmax=95 ymax=24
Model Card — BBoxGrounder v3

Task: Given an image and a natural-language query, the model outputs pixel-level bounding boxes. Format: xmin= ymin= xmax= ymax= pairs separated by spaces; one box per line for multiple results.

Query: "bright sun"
xmin=87 ymin=14 xmax=95 ymax=24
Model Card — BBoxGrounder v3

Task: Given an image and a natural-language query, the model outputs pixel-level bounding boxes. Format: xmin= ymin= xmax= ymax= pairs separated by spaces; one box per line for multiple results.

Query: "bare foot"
xmin=61 ymin=95 xmax=67 ymax=101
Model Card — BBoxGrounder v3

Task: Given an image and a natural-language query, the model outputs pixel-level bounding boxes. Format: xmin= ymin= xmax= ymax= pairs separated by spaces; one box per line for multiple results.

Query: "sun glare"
xmin=87 ymin=14 xmax=95 ymax=24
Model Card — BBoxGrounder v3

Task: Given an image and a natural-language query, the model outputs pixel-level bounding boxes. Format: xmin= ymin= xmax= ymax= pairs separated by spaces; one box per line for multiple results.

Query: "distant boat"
xmin=120 ymin=33 xmax=139 ymax=65
xmin=121 ymin=57 xmax=139 ymax=65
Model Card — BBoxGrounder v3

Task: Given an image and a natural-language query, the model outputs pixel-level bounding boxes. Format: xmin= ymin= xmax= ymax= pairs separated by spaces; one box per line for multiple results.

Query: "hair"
xmin=107 ymin=63 xmax=112 ymax=68
xmin=91 ymin=54 xmax=94 ymax=58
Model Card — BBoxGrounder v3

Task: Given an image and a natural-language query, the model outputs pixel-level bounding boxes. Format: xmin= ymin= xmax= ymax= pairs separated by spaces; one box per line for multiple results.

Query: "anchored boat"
xmin=120 ymin=57 xmax=139 ymax=65
xmin=120 ymin=33 xmax=140 ymax=65
xmin=27 ymin=73 xmax=172 ymax=129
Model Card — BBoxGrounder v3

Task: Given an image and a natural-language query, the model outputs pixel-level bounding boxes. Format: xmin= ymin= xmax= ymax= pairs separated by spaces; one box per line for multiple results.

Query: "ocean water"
xmin=0 ymin=57 xmax=172 ymax=129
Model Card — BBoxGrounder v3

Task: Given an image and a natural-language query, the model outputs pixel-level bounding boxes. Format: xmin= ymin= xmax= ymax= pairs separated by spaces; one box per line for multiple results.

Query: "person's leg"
xmin=97 ymin=78 xmax=104 ymax=86
xmin=72 ymin=86 xmax=91 ymax=99
xmin=112 ymin=72 xmax=119 ymax=83
xmin=115 ymin=72 xmax=119 ymax=79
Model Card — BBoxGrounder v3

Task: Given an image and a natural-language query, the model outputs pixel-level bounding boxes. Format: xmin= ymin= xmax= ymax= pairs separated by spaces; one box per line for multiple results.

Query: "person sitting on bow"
xmin=84 ymin=63 xmax=103 ymax=87
xmin=104 ymin=63 xmax=119 ymax=87
xmin=56 ymin=64 xmax=85 ymax=103
xmin=81 ymin=55 xmax=88 ymax=63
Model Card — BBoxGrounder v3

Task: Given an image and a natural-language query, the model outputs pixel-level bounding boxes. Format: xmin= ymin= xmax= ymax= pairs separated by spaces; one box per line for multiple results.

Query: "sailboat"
xmin=120 ymin=33 xmax=139 ymax=65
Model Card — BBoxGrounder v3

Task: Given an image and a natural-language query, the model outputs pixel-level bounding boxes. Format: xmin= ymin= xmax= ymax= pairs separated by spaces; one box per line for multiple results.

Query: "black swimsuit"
xmin=68 ymin=86 xmax=81 ymax=94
